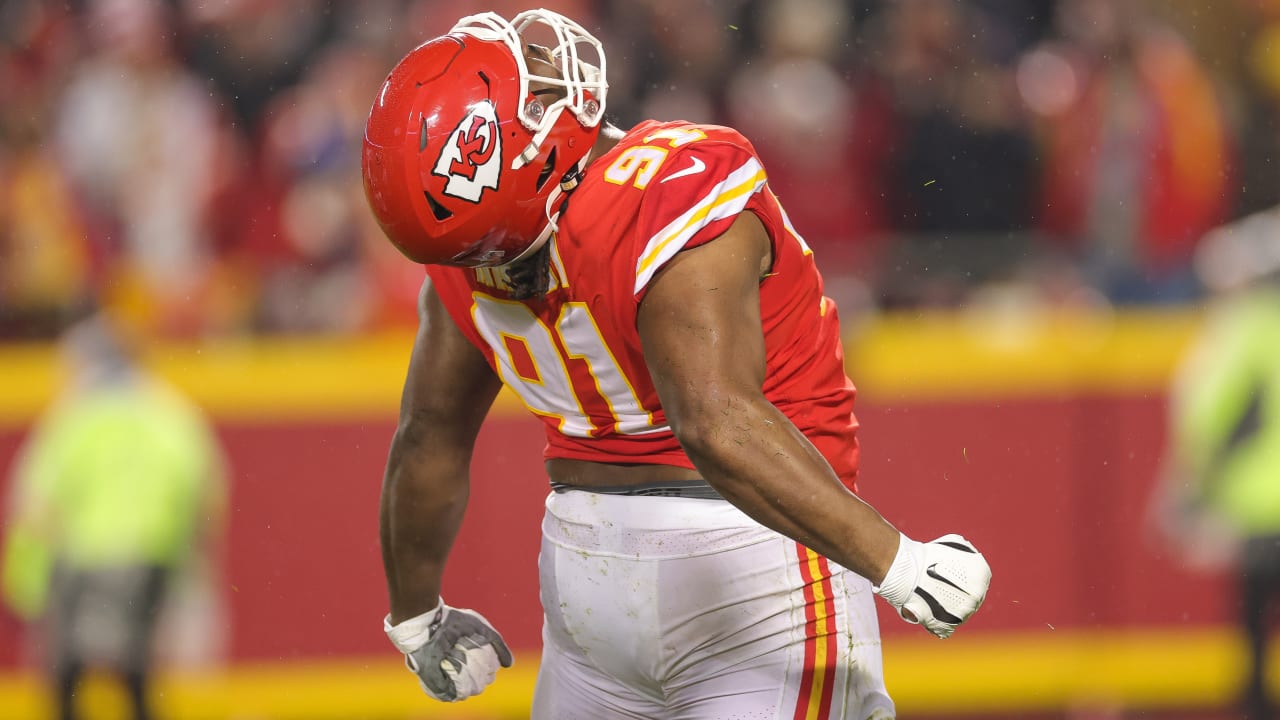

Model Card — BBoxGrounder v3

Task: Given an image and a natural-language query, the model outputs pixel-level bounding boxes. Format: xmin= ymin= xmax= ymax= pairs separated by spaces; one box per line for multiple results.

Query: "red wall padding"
xmin=0 ymin=394 xmax=1233 ymax=665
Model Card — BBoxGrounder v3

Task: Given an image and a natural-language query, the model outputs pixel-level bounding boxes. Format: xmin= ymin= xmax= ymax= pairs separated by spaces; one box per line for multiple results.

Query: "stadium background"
xmin=1 ymin=0 xmax=1277 ymax=718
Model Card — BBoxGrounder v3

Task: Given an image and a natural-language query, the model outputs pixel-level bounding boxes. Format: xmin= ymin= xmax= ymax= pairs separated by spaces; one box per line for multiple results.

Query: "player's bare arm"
xmin=637 ymin=211 xmax=902 ymax=584
xmin=381 ymin=279 xmax=501 ymax=623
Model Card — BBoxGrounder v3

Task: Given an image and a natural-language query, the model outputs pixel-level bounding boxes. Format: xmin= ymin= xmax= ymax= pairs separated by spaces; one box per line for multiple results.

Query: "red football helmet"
xmin=362 ymin=10 xmax=607 ymax=267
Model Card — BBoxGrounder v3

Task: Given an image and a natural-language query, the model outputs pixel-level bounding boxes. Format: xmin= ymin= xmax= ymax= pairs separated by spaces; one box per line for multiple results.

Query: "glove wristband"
xmin=384 ymin=597 xmax=445 ymax=654
xmin=873 ymin=533 xmax=922 ymax=609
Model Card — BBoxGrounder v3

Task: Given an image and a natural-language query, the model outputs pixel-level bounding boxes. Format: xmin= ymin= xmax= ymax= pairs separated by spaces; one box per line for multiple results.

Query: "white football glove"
xmin=384 ymin=598 xmax=513 ymax=702
xmin=873 ymin=533 xmax=991 ymax=639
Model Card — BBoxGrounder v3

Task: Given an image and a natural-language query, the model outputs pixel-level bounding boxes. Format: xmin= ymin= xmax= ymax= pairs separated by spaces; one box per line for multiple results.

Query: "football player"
xmin=362 ymin=9 xmax=992 ymax=718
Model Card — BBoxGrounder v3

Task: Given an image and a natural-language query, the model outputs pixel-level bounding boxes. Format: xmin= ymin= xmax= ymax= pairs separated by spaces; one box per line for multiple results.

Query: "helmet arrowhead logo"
xmin=433 ymin=100 xmax=502 ymax=203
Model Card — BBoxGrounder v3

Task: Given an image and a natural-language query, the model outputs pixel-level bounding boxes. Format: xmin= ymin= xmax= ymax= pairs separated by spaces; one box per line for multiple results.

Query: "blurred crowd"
xmin=2 ymin=0 xmax=1279 ymax=339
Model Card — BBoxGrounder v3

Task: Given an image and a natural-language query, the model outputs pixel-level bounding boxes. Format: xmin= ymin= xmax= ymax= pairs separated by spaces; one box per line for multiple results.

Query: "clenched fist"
xmin=873 ymin=533 xmax=991 ymax=639
xmin=384 ymin=598 xmax=514 ymax=701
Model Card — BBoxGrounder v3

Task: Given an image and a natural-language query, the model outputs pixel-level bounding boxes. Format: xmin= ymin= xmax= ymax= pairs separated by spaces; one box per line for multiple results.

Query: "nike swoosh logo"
xmin=661 ymin=156 xmax=706 ymax=183
xmin=926 ymin=564 xmax=968 ymax=594
xmin=913 ymin=587 xmax=964 ymax=624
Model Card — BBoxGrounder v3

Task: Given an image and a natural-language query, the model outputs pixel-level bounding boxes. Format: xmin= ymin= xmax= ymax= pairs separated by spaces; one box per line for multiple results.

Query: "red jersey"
xmin=428 ymin=120 xmax=861 ymax=489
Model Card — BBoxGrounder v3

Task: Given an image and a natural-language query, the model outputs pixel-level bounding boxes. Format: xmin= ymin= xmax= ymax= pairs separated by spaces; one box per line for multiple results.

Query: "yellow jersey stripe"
xmin=633 ymin=157 xmax=766 ymax=294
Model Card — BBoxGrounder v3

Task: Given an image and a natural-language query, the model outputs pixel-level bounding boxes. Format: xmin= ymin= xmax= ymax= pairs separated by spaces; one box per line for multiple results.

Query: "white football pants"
xmin=532 ymin=490 xmax=895 ymax=719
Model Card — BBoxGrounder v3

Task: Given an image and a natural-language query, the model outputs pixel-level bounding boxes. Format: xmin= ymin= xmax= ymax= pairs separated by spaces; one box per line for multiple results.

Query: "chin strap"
xmin=505 ymin=150 xmax=592 ymax=265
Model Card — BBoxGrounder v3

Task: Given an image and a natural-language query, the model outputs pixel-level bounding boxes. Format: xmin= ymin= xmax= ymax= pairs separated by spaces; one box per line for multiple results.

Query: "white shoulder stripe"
xmin=633 ymin=156 xmax=766 ymax=295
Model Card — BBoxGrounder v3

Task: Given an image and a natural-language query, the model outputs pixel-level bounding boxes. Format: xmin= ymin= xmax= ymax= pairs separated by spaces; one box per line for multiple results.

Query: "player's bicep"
xmin=400 ymin=279 xmax=501 ymax=448
xmin=637 ymin=211 xmax=771 ymax=439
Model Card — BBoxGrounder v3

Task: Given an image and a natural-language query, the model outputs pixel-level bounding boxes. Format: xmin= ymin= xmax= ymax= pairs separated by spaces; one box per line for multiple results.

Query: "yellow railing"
xmin=0 ymin=309 xmax=1204 ymax=429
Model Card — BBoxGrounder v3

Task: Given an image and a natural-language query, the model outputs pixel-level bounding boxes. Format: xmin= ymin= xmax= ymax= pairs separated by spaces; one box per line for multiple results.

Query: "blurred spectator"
xmin=1234 ymin=0 xmax=1280 ymax=215
xmin=181 ymin=0 xmax=340 ymax=137
xmin=5 ymin=0 xmax=1280 ymax=337
xmin=1153 ymin=207 xmax=1280 ymax=720
xmin=871 ymin=0 xmax=1038 ymax=235
xmin=1019 ymin=0 xmax=1233 ymax=304
xmin=632 ymin=0 xmax=741 ymax=123
xmin=727 ymin=0 xmax=890 ymax=314
xmin=0 ymin=3 xmax=93 ymax=339
xmin=192 ymin=0 xmax=440 ymax=334
xmin=53 ymin=0 xmax=239 ymax=337
xmin=1 ymin=311 xmax=227 ymax=720
xmin=246 ymin=43 xmax=396 ymax=333
xmin=861 ymin=0 xmax=1040 ymax=308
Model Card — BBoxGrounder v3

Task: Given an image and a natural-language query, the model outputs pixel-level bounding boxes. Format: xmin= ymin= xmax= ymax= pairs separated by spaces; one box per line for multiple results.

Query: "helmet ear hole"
xmin=423 ymin=192 xmax=454 ymax=221
xmin=536 ymin=148 xmax=557 ymax=191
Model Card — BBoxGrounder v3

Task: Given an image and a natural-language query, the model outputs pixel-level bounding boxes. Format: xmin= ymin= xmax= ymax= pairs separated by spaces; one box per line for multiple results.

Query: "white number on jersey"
xmin=470 ymin=294 xmax=658 ymax=438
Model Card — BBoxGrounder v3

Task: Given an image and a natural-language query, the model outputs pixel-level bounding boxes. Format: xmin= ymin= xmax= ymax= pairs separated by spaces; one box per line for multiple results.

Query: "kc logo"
xmin=433 ymin=100 xmax=502 ymax=203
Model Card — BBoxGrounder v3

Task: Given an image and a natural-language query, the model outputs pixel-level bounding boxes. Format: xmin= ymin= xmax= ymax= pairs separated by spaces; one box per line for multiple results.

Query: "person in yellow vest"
xmin=1156 ymin=208 xmax=1280 ymax=720
xmin=1 ymin=311 xmax=226 ymax=720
